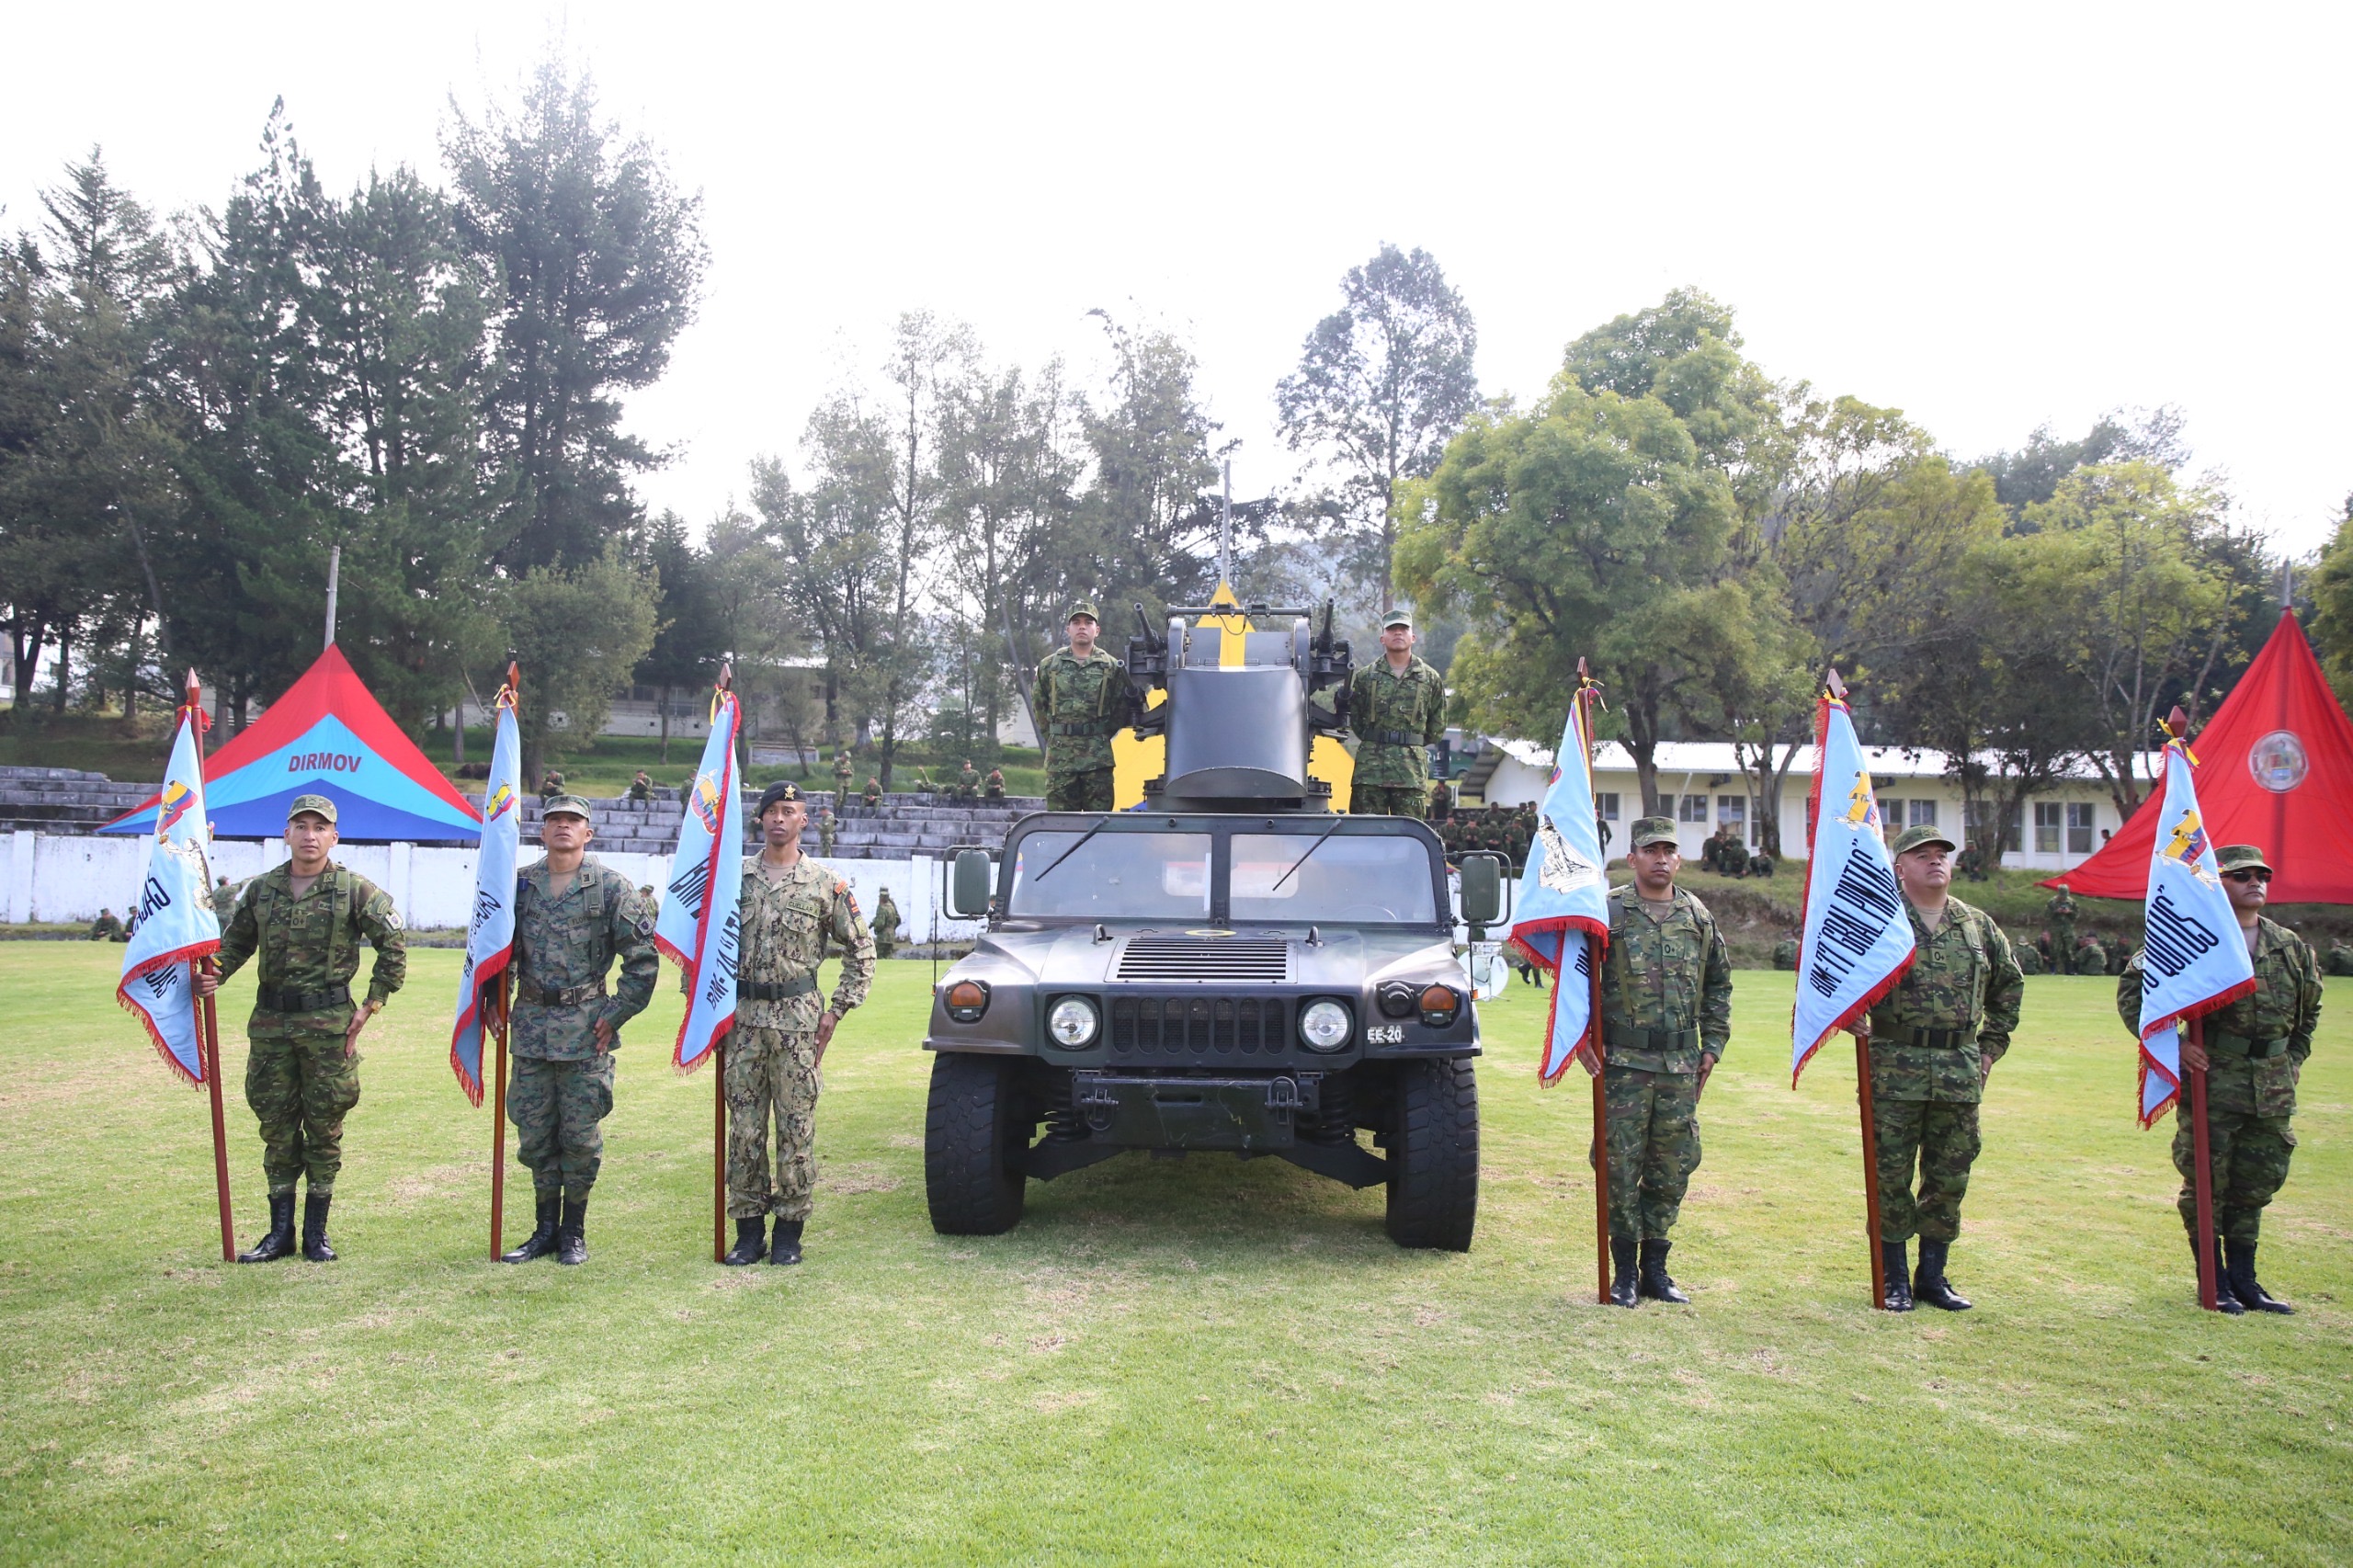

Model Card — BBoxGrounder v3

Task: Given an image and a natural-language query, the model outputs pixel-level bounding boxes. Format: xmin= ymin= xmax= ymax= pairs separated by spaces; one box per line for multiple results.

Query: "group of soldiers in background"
xmin=1432 ymin=799 xmax=1539 ymax=870
xmin=1698 ymin=822 xmax=1777 ymax=879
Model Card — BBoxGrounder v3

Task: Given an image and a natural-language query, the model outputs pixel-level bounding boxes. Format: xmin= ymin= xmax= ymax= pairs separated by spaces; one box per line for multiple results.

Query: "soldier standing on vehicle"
xmin=1347 ymin=609 xmax=1448 ymax=818
xmin=2117 ymin=845 xmax=2320 ymax=1313
xmin=1596 ymin=816 xmax=1733 ymax=1307
xmin=1857 ymin=824 xmax=2025 ymax=1312
xmin=201 ymin=795 xmax=406 ymax=1265
xmin=722 ymin=782 xmax=876 ymax=1267
xmin=1033 ymin=600 xmax=1130 ymax=812
xmin=871 ymin=887 xmax=901 ymax=960
xmin=497 ymin=796 xmax=658 ymax=1267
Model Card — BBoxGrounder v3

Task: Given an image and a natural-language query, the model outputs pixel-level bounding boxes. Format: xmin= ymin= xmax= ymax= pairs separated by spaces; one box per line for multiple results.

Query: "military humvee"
xmin=922 ymin=602 xmax=1504 ymax=1250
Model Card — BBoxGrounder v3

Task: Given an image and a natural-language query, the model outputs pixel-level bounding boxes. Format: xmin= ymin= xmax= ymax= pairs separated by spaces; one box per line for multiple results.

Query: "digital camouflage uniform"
xmin=1771 ymin=935 xmax=1799 ymax=971
xmin=727 ymin=857 xmax=875 ymax=1221
xmin=629 ymin=775 xmax=654 ymax=803
xmin=1865 ymin=896 xmax=2024 ymax=1244
xmin=871 ymin=889 xmax=901 ymax=960
xmin=2118 ymin=916 xmax=2321 ymax=1245
xmin=214 ymin=863 xmax=407 ymax=1197
xmin=863 ymin=778 xmax=881 ymax=807
xmin=834 ymin=751 xmax=855 ymax=810
xmin=1034 ymin=644 xmax=1130 ymax=812
xmin=87 ymin=911 xmax=125 ymax=940
xmin=508 ymin=856 xmax=659 ymax=1202
xmin=984 ymin=769 xmax=1005 ymax=800
xmin=818 ymin=812 xmax=836 ymax=856
xmin=1347 ymin=654 xmax=1447 ymax=818
xmin=1596 ymin=883 xmax=1733 ymax=1242
xmin=2046 ymin=887 xmax=2077 ymax=956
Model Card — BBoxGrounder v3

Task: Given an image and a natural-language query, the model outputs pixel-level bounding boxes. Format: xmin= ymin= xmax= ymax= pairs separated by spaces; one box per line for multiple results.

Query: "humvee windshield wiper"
xmin=1032 ymin=819 xmax=1111 ymax=882
xmin=1270 ymin=815 xmax=1347 ymax=892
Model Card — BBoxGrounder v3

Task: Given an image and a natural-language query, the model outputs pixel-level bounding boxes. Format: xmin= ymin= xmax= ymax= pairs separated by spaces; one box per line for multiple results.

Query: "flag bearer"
xmin=1596 ymin=817 xmax=1733 ymax=1306
xmin=498 ymin=796 xmax=658 ymax=1267
xmin=722 ymin=783 xmax=875 ymax=1267
xmin=202 ymin=795 xmax=406 ymax=1264
xmin=2117 ymin=845 xmax=2321 ymax=1313
xmin=1860 ymin=824 xmax=2024 ymax=1312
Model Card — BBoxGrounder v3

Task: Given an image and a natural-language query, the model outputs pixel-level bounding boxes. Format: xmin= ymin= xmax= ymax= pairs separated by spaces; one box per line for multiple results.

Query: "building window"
xmin=1963 ymin=800 xmax=2022 ymax=855
xmin=1677 ymin=794 xmax=1708 ymax=823
xmin=1596 ymin=792 xmax=1620 ymax=821
xmin=1717 ymin=794 xmax=1745 ymax=825
xmin=2035 ymin=801 xmax=2062 ymax=854
xmin=1908 ymin=799 xmax=1938 ymax=828
xmin=2066 ymin=801 xmax=2096 ymax=855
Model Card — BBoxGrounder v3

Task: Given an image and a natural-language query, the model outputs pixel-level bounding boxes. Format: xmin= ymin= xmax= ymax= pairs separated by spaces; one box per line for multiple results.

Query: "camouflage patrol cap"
xmin=1067 ymin=599 xmax=1101 ymax=623
xmin=1890 ymin=823 xmax=1958 ymax=856
xmin=756 ymin=780 xmax=803 ymax=815
xmin=540 ymin=793 xmax=595 ymax=821
xmin=1628 ymin=815 xmax=1679 ymax=848
xmin=287 ymin=793 xmax=337 ymax=824
xmin=1381 ymin=608 xmax=1414 ymax=630
xmin=2215 ymin=844 xmax=2272 ymax=874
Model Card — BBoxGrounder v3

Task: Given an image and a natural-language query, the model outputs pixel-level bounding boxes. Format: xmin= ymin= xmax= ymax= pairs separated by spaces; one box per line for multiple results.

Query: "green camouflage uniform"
xmin=728 ymin=857 xmax=875 ymax=1221
xmin=1034 ymin=645 xmax=1129 ymax=812
xmin=863 ymin=778 xmax=881 ymax=806
xmin=2046 ymin=888 xmax=2077 ymax=956
xmin=984 ymin=770 xmax=1005 ymax=800
xmin=818 ymin=812 xmax=836 ymax=855
xmin=1771 ymin=936 xmax=1799 ymax=971
xmin=1595 ymin=884 xmax=1733 ymax=1242
xmin=956 ymin=763 xmax=981 ymax=801
xmin=871 ymin=889 xmax=901 ymax=960
xmin=2015 ymin=942 xmax=2045 ymax=976
xmin=87 ymin=912 xmax=124 ymax=940
xmin=1865 ymin=897 xmax=2024 ymax=1244
xmin=214 ymin=864 xmax=407 ymax=1197
xmin=628 ymin=776 xmax=654 ymax=803
xmin=833 ymin=751 xmax=854 ymax=810
xmin=1347 ymin=654 xmax=1447 ymax=817
xmin=2326 ymin=938 xmax=2353 ymax=977
xmin=2118 ymin=917 xmax=2321 ymax=1244
xmin=508 ymin=857 xmax=658 ymax=1203
xmin=539 ymin=771 xmax=564 ymax=802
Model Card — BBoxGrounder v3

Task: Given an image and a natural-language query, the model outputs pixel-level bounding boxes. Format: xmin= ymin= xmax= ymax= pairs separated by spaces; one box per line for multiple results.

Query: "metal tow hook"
xmin=1264 ymin=1076 xmax=1301 ymax=1125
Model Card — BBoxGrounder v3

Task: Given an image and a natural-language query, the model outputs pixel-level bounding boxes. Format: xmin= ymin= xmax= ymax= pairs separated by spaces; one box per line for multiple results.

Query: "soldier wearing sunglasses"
xmin=2118 ymin=845 xmax=2322 ymax=1314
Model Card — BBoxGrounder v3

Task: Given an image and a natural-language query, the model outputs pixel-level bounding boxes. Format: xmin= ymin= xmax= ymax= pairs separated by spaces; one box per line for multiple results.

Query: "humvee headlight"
xmin=1048 ymin=996 xmax=1100 ymax=1047
xmin=1300 ymin=1000 xmax=1352 ymax=1051
xmin=944 ymin=980 xmax=990 ymax=1023
xmin=1376 ymin=981 xmax=1417 ymax=1019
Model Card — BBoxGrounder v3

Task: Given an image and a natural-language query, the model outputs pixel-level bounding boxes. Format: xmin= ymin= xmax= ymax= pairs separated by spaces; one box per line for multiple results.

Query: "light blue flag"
xmin=657 ymin=688 xmax=744 ymax=1073
xmin=2132 ymin=737 xmax=2256 ymax=1126
xmin=449 ymin=691 xmax=522 ymax=1106
xmin=1791 ymin=694 xmax=1915 ymax=1085
xmin=116 ymin=699 xmax=221 ymax=1085
xmin=1506 ymin=686 xmax=1610 ymax=1084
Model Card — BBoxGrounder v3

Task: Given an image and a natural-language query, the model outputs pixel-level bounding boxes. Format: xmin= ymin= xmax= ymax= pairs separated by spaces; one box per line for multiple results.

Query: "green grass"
xmin=4 ymin=950 xmax=2349 ymax=1565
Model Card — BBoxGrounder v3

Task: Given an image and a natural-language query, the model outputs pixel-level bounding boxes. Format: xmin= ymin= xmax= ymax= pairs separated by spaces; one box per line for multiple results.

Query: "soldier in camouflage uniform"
xmin=1859 ymin=824 xmax=2024 ymax=1312
xmin=955 ymin=760 xmax=981 ymax=801
xmin=1347 ymin=609 xmax=1448 ymax=818
xmin=2045 ymin=881 xmax=2077 ymax=958
xmin=2015 ymin=940 xmax=2045 ymax=976
xmin=1034 ymin=600 xmax=1131 ymax=812
xmin=863 ymin=776 xmax=882 ymax=807
xmin=833 ymin=747 xmax=855 ymax=811
xmin=87 ymin=908 xmax=125 ymax=941
xmin=1427 ymin=778 xmax=1452 ymax=821
xmin=722 ymin=782 xmax=877 ymax=1267
xmin=1771 ymin=935 xmax=1799 ymax=971
xmin=202 ymin=795 xmax=406 ymax=1264
xmin=629 ymin=770 xmax=654 ymax=804
xmin=2326 ymin=937 xmax=2353 ymax=977
xmin=539 ymin=769 xmax=565 ymax=802
xmin=1595 ymin=816 xmax=1733 ymax=1307
xmin=871 ymin=888 xmax=901 ymax=960
xmin=817 ymin=808 xmax=836 ymax=856
xmin=497 ymin=796 xmax=658 ymax=1267
xmin=984 ymin=768 xmax=1006 ymax=801
xmin=2117 ymin=844 xmax=2321 ymax=1314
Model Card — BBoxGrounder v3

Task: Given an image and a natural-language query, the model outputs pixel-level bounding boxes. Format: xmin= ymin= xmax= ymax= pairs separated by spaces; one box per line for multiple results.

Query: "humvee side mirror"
xmin=1459 ymin=853 xmax=1504 ymax=927
xmin=948 ymin=848 xmax=994 ymax=918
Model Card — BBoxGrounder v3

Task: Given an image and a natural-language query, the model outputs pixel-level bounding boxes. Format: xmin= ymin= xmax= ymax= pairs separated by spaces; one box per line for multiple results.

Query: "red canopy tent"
xmin=2047 ymin=608 xmax=2353 ymax=903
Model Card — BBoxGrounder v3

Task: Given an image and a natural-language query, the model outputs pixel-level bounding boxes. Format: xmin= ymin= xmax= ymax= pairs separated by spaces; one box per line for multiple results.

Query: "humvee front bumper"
xmin=1022 ymin=1070 xmax=1387 ymax=1188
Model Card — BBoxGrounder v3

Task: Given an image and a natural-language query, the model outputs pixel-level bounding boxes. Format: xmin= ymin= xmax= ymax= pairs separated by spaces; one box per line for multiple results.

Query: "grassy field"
xmin=3 ymin=949 xmax=2348 ymax=1565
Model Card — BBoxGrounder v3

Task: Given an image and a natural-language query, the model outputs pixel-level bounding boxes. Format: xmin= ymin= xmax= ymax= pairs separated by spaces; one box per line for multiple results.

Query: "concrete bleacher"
xmin=0 ymin=767 xmax=155 ymax=835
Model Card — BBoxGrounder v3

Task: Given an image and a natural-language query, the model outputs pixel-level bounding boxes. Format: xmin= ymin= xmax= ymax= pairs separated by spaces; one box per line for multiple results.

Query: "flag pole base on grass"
xmin=2190 ymin=1019 xmax=2219 ymax=1312
xmin=1589 ymin=958 xmax=1609 ymax=1306
xmin=490 ymin=1029 xmax=508 ymax=1261
xmin=1856 ymin=1033 xmax=1888 ymax=1310
xmin=199 ymin=975 xmax=233 ymax=1263
xmin=712 ymin=1043 xmax=727 ymax=1265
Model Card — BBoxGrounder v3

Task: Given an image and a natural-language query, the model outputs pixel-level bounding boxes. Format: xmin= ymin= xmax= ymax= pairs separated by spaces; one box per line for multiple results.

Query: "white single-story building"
xmin=1466 ymin=738 xmax=2155 ymax=875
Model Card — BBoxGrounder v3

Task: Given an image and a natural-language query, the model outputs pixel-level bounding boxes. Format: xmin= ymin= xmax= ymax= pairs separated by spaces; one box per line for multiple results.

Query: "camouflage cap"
xmin=1890 ymin=823 xmax=1958 ymax=856
xmin=2215 ymin=844 xmax=2273 ymax=874
xmin=540 ymin=793 xmax=595 ymax=820
xmin=1381 ymin=608 xmax=1414 ymax=630
xmin=1628 ymin=815 xmax=1679 ymax=848
xmin=1067 ymin=599 xmax=1101 ymax=623
xmin=287 ymin=793 xmax=337 ymax=824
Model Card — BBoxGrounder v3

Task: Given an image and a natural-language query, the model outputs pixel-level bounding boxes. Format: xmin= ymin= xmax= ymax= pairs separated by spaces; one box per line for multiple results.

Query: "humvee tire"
xmin=1384 ymin=1058 xmax=1479 ymax=1251
xmin=926 ymin=1052 xmax=1028 ymax=1235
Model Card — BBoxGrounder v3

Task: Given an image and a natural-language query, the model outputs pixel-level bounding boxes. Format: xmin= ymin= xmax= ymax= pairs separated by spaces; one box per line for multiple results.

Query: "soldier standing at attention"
xmin=833 ymin=745 xmax=855 ymax=811
xmin=1034 ymin=599 xmax=1129 ymax=812
xmin=1347 ymin=608 xmax=1448 ymax=818
xmin=1857 ymin=824 xmax=2024 ymax=1312
xmin=1427 ymin=778 xmax=1452 ymax=821
xmin=871 ymin=887 xmax=901 ymax=960
xmin=88 ymin=908 xmax=125 ymax=941
xmin=201 ymin=795 xmax=406 ymax=1264
xmin=817 ymin=808 xmax=836 ymax=857
xmin=2046 ymin=880 xmax=2077 ymax=958
xmin=722 ymin=783 xmax=876 ymax=1267
xmin=1596 ymin=817 xmax=1733 ymax=1307
xmin=2117 ymin=845 xmax=2320 ymax=1313
xmin=497 ymin=796 xmax=658 ymax=1267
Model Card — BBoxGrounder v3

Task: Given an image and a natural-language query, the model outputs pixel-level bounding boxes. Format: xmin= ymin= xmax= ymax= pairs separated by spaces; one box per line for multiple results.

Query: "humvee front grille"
xmin=1109 ymin=995 xmax=1289 ymax=1057
xmin=1116 ymin=936 xmax=1290 ymax=983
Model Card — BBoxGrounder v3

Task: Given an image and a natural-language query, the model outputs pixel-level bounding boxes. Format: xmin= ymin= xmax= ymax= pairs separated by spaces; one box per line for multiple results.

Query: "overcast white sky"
xmin=6 ymin=3 xmax=2347 ymax=551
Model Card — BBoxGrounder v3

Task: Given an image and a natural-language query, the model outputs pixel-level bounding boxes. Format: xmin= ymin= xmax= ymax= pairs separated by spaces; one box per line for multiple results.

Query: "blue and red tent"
xmin=101 ymin=644 xmax=483 ymax=843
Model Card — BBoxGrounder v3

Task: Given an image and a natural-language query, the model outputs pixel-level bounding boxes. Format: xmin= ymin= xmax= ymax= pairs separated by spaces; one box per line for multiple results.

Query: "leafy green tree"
xmin=1080 ymin=309 xmax=1224 ymax=618
xmin=632 ymin=509 xmax=724 ymax=760
xmin=495 ymin=548 xmax=659 ymax=783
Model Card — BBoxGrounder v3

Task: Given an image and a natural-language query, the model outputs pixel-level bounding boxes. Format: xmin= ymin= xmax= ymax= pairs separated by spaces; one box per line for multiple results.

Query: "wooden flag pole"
xmin=1856 ymin=1032 xmax=1889 ymax=1309
xmin=489 ymin=663 xmax=520 ymax=1261
xmin=183 ymin=672 xmax=236 ymax=1262
xmin=2188 ymin=1017 xmax=2220 ymax=1311
xmin=711 ymin=661 xmax=736 ymax=1265
xmin=1589 ymin=957 xmax=1610 ymax=1304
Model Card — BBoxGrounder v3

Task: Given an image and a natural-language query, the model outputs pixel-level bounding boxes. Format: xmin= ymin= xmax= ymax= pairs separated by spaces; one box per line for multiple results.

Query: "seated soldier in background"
xmin=1771 ymin=934 xmax=1799 ymax=971
xmin=1749 ymin=850 xmax=1776 ymax=879
xmin=862 ymin=777 xmax=881 ymax=807
xmin=1718 ymin=830 xmax=1750 ymax=878
xmin=628 ymin=771 xmax=654 ymax=804
xmin=2015 ymin=940 xmax=2045 ymax=976
xmin=984 ymin=768 xmax=1006 ymax=800
xmin=955 ymin=760 xmax=981 ymax=801
xmin=88 ymin=908 xmax=126 ymax=941
xmin=2327 ymin=937 xmax=2353 ymax=977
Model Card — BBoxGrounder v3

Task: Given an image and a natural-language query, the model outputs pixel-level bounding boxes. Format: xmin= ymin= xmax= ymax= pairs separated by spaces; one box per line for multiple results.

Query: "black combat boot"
xmin=1608 ymin=1235 xmax=1639 ymax=1308
xmin=556 ymin=1197 xmax=588 ymax=1267
xmin=2225 ymin=1237 xmax=2292 ymax=1314
xmin=769 ymin=1220 xmax=804 ymax=1267
xmin=501 ymin=1193 xmax=561 ymax=1264
xmin=723 ymin=1216 xmax=767 ymax=1267
xmin=1913 ymin=1238 xmax=1972 ymax=1312
xmin=1881 ymin=1239 xmax=1915 ymax=1312
xmin=2193 ymin=1234 xmax=2245 ymax=1314
xmin=237 ymin=1192 xmax=297 ymax=1264
xmin=301 ymin=1191 xmax=336 ymax=1263
xmin=1637 ymin=1238 xmax=1690 ymax=1303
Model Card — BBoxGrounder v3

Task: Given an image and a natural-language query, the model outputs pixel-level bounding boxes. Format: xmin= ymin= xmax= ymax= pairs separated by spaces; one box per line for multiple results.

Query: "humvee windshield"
xmin=1230 ymin=834 xmax=1437 ymax=924
xmin=1006 ymin=831 xmax=1211 ymax=918
xmin=1003 ymin=827 xmax=1438 ymax=924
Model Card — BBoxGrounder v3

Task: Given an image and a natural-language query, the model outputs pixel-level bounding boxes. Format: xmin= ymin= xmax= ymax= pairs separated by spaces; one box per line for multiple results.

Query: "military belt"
xmin=1603 ymin=1024 xmax=1699 ymax=1054
xmin=1051 ymin=720 xmax=1119 ymax=736
xmin=2206 ymin=1029 xmax=2288 ymax=1060
xmin=1370 ymin=729 xmax=1424 ymax=748
xmin=1886 ymin=1023 xmax=1975 ymax=1051
xmin=255 ymin=983 xmax=351 ymax=1014
xmin=741 ymin=975 xmax=819 ymax=1003
xmin=517 ymin=980 xmax=608 ymax=1007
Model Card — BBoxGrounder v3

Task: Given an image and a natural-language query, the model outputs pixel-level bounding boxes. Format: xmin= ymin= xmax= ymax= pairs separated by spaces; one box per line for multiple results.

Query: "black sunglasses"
xmin=2223 ymin=869 xmax=2272 ymax=884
